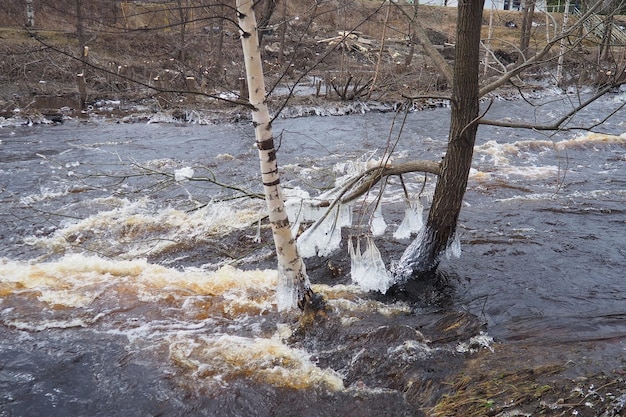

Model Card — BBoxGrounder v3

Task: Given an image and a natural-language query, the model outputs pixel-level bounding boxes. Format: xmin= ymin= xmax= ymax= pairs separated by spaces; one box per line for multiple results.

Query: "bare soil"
xmin=0 ymin=2 xmax=603 ymax=119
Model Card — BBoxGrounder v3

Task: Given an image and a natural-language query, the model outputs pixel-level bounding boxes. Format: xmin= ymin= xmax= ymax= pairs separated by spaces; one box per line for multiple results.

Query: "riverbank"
xmin=0 ymin=2 xmax=608 ymax=124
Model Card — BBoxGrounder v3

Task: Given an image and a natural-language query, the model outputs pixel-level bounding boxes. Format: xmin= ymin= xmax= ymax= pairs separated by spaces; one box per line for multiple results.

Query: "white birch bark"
xmin=235 ymin=0 xmax=313 ymax=311
xmin=26 ymin=0 xmax=35 ymax=27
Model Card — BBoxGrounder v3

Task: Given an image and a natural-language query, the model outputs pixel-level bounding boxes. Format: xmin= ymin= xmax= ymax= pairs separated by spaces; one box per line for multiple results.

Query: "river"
xmin=1 ymin=92 xmax=625 ymax=416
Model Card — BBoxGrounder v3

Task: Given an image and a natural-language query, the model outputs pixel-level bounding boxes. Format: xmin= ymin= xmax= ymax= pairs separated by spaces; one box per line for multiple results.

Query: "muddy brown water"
xmin=0 ymin=93 xmax=625 ymax=416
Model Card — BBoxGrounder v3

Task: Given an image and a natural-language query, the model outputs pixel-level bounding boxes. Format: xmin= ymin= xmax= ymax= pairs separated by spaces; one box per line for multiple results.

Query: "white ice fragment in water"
xmin=348 ymin=236 xmax=393 ymax=293
xmin=297 ymin=203 xmax=352 ymax=258
xmin=370 ymin=201 xmax=387 ymax=236
xmin=393 ymin=198 xmax=423 ymax=240
xmin=174 ymin=167 xmax=194 ymax=181
xmin=445 ymin=232 xmax=462 ymax=259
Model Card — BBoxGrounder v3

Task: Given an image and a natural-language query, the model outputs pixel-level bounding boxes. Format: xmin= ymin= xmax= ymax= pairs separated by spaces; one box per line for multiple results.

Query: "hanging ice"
xmin=348 ymin=236 xmax=394 ymax=293
xmin=297 ymin=203 xmax=352 ymax=258
xmin=445 ymin=232 xmax=462 ymax=259
xmin=393 ymin=198 xmax=424 ymax=240
xmin=370 ymin=201 xmax=387 ymax=236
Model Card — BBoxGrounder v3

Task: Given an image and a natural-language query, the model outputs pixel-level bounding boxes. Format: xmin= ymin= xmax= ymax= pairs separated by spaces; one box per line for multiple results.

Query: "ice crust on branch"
xmin=174 ymin=167 xmax=194 ymax=181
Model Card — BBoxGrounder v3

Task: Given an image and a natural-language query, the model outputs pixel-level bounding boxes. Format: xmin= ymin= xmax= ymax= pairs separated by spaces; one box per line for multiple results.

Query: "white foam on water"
xmin=1 ymin=253 xmax=306 ymax=393
xmin=456 ymin=332 xmax=495 ymax=353
xmin=475 ymin=132 xmax=626 ymax=167
xmin=388 ymin=339 xmax=434 ymax=362
xmin=4 ymin=316 xmax=106 ymax=332
xmin=0 ymin=255 xmax=280 ymax=327
xmin=498 ymin=165 xmax=559 ymax=178
xmin=169 ymin=333 xmax=344 ymax=391
xmin=475 ymin=140 xmax=521 ymax=166
xmin=20 ymin=186 xmax=72 ymax=205
xmin=24 ymin=197 xmax=265 ymax=259
xmin=496 ymin=189 xmax=626 ymax=203
xmin=554 ymin=132 xmax=626 ymax=150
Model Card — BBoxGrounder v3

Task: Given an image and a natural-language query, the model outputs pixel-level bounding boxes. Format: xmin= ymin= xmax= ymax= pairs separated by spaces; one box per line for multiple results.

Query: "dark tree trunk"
xmin=394 ymin=0 xmax=484 ymax=281
xmin=600 ymin=14 xmax=614 ymax=61
xmin=520 ymin=0 xmax=536 ymax=56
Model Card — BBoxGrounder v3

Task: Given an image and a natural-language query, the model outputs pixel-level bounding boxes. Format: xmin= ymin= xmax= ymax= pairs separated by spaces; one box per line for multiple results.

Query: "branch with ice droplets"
xmin=297 ymin=160 xmax=440 ymax=242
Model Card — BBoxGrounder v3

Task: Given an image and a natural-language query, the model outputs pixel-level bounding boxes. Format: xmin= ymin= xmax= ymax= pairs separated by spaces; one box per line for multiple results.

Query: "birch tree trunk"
xmin=235 ymin=0 xmax=315 ymax=311
xmin=25 ymin=0 xmax=35 ymax=27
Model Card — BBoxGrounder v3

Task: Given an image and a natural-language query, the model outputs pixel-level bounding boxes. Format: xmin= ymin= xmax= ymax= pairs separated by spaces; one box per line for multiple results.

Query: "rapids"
xmin=1 ymin=92 xmax=625 ymax=416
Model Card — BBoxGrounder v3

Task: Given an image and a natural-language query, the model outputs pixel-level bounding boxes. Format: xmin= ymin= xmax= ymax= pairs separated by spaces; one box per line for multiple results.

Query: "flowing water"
xmin=1 ymin=93 xmax=625 ymax=416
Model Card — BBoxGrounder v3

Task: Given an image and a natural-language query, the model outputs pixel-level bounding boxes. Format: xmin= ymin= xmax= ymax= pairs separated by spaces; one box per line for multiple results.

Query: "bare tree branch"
xmin=479 ymin=1 xmax=606 ymax=98
xmin=26 ymin=30 xmax=254 ymax=109
xmin=479 ymin=82 xmax=626 ymax=130
xmin=391 ymin=2 xmax=454 ymax=86
xmin=341 ymin=160 xmax=441 ymax=204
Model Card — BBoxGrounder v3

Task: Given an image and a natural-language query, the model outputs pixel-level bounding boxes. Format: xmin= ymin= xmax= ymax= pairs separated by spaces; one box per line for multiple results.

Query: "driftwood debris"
xmin=317 ymin=31 xmax=374 ymax=54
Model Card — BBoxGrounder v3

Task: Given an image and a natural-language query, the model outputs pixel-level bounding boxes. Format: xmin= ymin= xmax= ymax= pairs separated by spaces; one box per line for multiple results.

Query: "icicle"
xmin=286 ymin=200 xmax=304 ymax=236
xmin=349 ymin=236 xmax=393 ymax=293
xmin=393 ymin=198 xmax=424 ymax=240
xmin=297 ymin=203 xmax=350 ymax=258
xmin=336 ymin=202 xmax=353 ymax=228
xmin=370 ymin=200 xmax=387 ymax=236
xmin=276 ymin=264 xmax=298 ymax=311
xmin=348 ymin=237 xmax=362 ymax=280
xmin=254 ymin=211 xmax=262 ymax=243
xmin=445 ymin=231 xmax=462 ymax=259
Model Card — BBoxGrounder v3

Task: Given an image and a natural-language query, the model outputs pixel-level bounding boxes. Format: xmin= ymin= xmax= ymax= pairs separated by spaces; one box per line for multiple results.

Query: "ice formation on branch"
xmin=295 ymin=203 xmax=353 ymax=258
xmin=445 ymin=232 xmax=462 ymax=259
xmin=393 ymin=198 xmax=424 ymax=240
xmin=348 ymin=236 xmax=394 ymax=293
xmin=174 ymin=167 xmax=194 ymax=181
xmin=370 ymin=201 xmax=387 ymax=236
